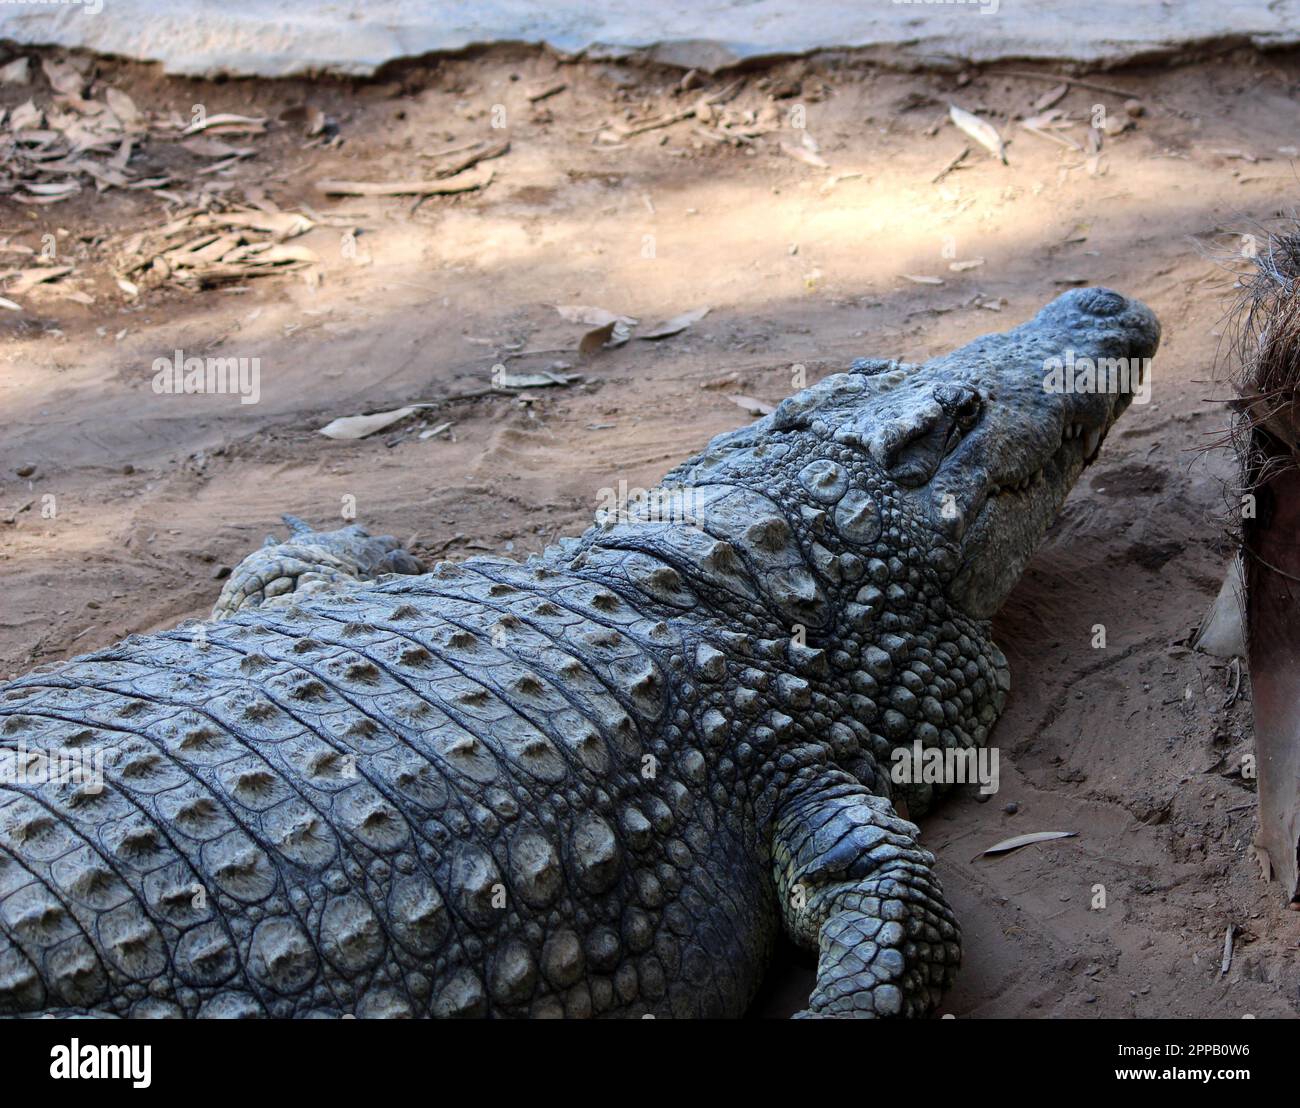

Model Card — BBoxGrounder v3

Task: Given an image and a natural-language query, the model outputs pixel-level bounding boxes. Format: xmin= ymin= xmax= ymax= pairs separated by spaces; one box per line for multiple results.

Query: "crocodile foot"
xmin=211 ymin=514 xmax=422 ymax=619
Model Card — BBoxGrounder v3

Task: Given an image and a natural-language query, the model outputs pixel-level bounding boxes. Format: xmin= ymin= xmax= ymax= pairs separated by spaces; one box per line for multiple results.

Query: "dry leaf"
xmin=0 ymin=297 xmax=21 ymax=311
xmin=23 ymin=180 xmax=79 ymax=197
xmin=181 ymin=136 xmax=252 ymax=159
xmin=779 ymin=140 xmax=828 ymax=169
xmin=41 ymin=58 xmax=85 ymax=98
xmin=104 ymin=88 xmax=141 ymax=127
xmin=110 ymin=136 xmax=134 ymax=171
xmin=9 ymin=99 xmax=43 ymax=130
xmin=493 ymin=371 xmax=578 ymax=389
xmin=207 ymin=210 xmax=313 ymax=240
xmin=319 ymin=406 xmax=425 ymax=440
xmin=949 ymin=104 xmax=1007 ymax=164
xmin=900 ymin=274 xmax=944 ymax=285
xmin=555 ymin=305 xmax=636 ymax=327
xmin=1031 ymin=83 xmax=1069 ymax=112
xmin=182 ymin=113 xmax=267 ymax=136
xmin=0 ymin=58 xmax=30 ymax=86
xmin=640 ymin=306 xmax=710 ymax=339
xmin=579 ymin=321 xmax=618 ymax=356
xmin=113 ymin=207 xmax=318 ymax=295
xmin=948 ymin=258 xmax=985 ymax=272
xmin=1022 ymin=109 xmax=1064 ymax=129
xmin=731 ymin=395 xmax=775 ymax=416
xmin=1020 ymin=116 xmax=1083 ymax=152
xmin=122 ymin=177 xmax=171 ymax=190
xmin=79 ymin=161 xmax=130 ymax=189
xmin=975 ymin=831 xmax=1077 ymax=860
xmin=5 ymin=266 xmax=73 ymax=295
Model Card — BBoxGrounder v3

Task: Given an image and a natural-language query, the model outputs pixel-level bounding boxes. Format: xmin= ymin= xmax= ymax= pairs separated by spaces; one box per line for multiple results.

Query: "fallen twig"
xmin=614 ymin=78 xmax=745 ymax=138
xmin=1 ymin=499 xmax=34 ymax=525
xmin=990 ymin=70 xmax=1146 ymax=101
xmin=315 ymin=165 xmax=493 ymax=197
xmin=526 ymin=81 xmax=567 ymax=103
xmin=932 ymin=146 xmax=971 ymax=184
xmin=1224 ymin=656 xmax=1242 ymax=709
xmin=434 ymin=139 xmax=509 ymax=179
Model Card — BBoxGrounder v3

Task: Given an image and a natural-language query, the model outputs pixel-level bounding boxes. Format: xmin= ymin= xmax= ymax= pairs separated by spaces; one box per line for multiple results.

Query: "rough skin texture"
xmin=211 ymin=515 xmax=423 ymax=621
xmin=0 ymin=289 xmax=1159 ymax=1018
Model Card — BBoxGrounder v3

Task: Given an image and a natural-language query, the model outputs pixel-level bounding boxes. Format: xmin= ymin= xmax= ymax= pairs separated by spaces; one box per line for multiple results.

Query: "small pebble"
xmin=212 ymin=565 xmax=232 ymax=580
xmin=1004 ymin=801 xmax=1018 ymax=815
xmin=15 ymin=464 xmax=35 ymax=478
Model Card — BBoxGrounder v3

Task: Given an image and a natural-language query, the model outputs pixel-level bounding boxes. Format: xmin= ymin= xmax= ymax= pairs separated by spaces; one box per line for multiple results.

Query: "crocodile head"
xmin=643 ymin=288 xmax=1158 ymax=633
xmin=851 ymin=287 xmax=1160 ymax=619
xmin=707 ymin=287 xmax=1160 ymax=626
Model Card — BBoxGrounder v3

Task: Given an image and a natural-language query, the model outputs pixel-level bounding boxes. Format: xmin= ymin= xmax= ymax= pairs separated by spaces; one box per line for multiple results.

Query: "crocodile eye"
xmin=955 ymin=394 xmax=981 ymax=429
xmin=935 ymin=384 xmax=982 ymax=430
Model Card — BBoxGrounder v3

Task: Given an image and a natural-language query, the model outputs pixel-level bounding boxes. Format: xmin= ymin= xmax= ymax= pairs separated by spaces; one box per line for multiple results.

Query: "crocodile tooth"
xmin=1083 ymin=425 xmax=1102 ymax=459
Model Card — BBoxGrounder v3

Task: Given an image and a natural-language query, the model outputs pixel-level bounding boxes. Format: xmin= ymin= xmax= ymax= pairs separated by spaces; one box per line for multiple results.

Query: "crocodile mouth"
xmin=987 ymin=419 xmax=1105 ymax=503
xmin=948 ymin=414 xmax=1115 ymax=618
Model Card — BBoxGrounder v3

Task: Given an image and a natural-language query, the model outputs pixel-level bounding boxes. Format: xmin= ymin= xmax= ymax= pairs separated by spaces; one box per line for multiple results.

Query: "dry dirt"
xmin=3 ymin=42 xmax=1299 ymax=1018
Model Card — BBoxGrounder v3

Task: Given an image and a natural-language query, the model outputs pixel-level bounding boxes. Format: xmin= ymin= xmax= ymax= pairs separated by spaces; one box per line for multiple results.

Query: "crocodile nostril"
xmin=1075 ymin=288 xmax=1127 ymax=317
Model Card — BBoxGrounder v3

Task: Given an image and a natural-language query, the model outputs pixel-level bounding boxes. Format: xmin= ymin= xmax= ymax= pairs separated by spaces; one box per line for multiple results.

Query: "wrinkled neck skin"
xmin=582 ymin=423 xmax=1000 ymax=816
xmin=536 ymin=288 xmax=1159 ymax=815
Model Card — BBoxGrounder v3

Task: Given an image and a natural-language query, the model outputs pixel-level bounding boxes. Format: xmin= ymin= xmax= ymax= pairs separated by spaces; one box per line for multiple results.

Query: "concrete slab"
xmin=1 ymin=0 xmax=1297 ymax=78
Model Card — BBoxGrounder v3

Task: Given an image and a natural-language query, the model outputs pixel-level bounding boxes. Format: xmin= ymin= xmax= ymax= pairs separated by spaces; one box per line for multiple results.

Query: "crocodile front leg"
xmin=212 ymin=516 xmax=422 ymax=620
xmin=772 ymin=768 xmax=959 ymax=1018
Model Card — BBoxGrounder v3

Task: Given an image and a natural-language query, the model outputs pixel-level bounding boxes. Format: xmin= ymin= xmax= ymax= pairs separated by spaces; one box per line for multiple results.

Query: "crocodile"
xmin=0 ymin=288 xmax=1158 ymax=1018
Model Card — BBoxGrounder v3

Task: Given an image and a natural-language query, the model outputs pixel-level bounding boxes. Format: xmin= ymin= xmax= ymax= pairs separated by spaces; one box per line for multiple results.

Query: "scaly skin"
xmin=0 ymin=289 xmax=1158 ymax=1018
xmin=211 ymin=515 xmax=423 ymax=621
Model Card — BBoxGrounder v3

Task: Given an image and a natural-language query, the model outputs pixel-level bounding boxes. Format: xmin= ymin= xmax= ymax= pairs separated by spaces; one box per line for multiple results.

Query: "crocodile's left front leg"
xmin=772 ymin=767 xmax=960 ymax=1018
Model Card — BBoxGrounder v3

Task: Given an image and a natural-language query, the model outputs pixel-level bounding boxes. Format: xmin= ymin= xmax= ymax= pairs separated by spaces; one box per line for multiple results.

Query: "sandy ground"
xmin=3 ymin=43 xmax=1299 ymax=1018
